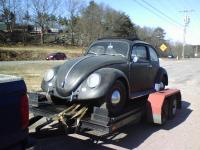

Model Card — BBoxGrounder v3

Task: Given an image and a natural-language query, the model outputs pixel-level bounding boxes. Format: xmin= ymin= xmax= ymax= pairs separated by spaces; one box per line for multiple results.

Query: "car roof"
xmin=48 ymin=52 xmax=65 ymax=55
xmin=48 ymin=53 xmax=56 ymax=56
xmin=96 ymin=37 xmax=150 ymax=45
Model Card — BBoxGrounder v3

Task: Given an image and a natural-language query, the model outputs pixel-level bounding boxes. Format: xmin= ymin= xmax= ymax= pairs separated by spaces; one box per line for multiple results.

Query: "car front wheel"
xmin=101 ymin=80 xmax=127 ymax=117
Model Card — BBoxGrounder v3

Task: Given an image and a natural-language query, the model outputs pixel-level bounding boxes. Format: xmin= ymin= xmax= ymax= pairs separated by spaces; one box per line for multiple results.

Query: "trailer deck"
xmin=28 ymin=89 xmax=182 ymax=137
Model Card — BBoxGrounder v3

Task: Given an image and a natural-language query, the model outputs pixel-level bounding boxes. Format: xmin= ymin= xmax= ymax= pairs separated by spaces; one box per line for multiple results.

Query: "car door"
xmin=130 ymin=44 xmax=151 ymax=93
xmin=148 ymin=46 xmax=160 ymax=87
xmin=57 ymin=53 xmax=62 ymax=60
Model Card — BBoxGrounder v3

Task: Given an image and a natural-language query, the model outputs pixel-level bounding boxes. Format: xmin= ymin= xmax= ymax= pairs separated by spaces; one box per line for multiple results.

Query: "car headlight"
xmin=44 ymin=69 xmax=54 ymax=82
xmin=87 ymin=73 xmax=101 ymax=88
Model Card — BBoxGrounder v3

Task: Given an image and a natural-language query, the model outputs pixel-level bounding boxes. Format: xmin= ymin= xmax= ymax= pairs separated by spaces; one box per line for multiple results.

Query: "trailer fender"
xmin=147 ymin=89 xmax=181 ymax=124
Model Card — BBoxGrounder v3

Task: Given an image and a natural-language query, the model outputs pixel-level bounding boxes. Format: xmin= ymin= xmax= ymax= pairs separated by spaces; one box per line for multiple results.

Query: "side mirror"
xmin=131 ymin=55 xmax=138 ymax=63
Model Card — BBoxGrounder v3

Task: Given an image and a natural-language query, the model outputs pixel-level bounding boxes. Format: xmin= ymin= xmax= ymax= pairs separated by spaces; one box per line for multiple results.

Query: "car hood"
xmin=55 ymin=55 xmax=127 ymax=97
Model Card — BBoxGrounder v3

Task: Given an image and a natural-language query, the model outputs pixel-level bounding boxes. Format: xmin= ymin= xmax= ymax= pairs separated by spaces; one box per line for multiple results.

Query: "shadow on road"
xmin=28 ymin=101 xmax=192 ymax=150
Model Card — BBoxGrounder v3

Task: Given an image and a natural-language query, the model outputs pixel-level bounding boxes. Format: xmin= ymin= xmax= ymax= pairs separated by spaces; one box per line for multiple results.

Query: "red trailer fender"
xmin=147 ymin=89 xmax=182 ymax=124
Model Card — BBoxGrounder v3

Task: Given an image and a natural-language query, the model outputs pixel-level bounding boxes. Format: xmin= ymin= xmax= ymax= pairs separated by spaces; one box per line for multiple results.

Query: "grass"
xmin=0 ymin=45 xmax=85 ymax=90
xmin=0 ymin=45 xmax=84 ymax=61
xmin=0 ymin=61 xmax=64 ymax=91
xmin=0 ymin=45 xmax=84 ymax=53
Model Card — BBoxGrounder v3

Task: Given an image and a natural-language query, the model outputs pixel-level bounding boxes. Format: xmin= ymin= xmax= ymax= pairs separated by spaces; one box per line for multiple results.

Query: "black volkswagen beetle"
xmin=41 ymin=38 xmax=168 ymax=116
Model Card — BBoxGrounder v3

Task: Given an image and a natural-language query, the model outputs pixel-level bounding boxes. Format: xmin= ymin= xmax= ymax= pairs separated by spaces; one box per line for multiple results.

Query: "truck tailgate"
xmin=0 ymin=75 xmax=27 ymax=136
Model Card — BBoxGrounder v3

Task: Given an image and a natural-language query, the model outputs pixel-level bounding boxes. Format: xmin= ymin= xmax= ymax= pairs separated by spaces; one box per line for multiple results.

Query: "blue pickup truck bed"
xmin=0 ymin=74 xmax=29 ymax=149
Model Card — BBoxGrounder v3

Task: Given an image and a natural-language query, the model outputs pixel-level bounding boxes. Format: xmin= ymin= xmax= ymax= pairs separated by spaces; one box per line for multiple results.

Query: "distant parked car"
xmin=46 ymin=52 xmax=67 ymax=60
xmin=168 ymin=55 xmax=175 ymax=58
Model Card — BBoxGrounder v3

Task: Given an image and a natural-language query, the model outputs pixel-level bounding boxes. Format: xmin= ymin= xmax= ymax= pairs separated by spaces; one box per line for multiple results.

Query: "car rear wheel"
xmin=159 ymin=80 xmax=165 ymax=90
xmin=155 ymin=77 xmax=165 ymax=91
xmin=101 ymin=80 xmax=127 ymax=117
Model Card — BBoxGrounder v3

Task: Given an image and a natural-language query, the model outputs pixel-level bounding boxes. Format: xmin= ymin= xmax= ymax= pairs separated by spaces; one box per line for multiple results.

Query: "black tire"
xmin=169 ymin=97 xmax=177 ymax=119
xmin=101 ymin=80 xmax=127 ymax=117
xmin=160 ymin=77 xmax=165 ymax=91
xmin=161 ymin=100 xmax=169 ymax=124
xmin=155 ymin=77 xmax=166 ymax=91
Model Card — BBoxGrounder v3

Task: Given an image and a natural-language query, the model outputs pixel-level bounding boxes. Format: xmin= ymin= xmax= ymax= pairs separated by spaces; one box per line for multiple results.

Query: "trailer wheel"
xmin=169 ymin=97 xmax=177 ymax=119
xmin=161 ymin=100 xmax=169 ymax=124
xmin=101 ymin=80 xmax=127 ymax=117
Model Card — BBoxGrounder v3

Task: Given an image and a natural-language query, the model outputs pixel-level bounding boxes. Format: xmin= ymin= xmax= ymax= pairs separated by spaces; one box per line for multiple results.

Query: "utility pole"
xmin=195 ymin=45 xmax=198 ymax=57
xmin=179 ymin=10 xmax=194 ymax=59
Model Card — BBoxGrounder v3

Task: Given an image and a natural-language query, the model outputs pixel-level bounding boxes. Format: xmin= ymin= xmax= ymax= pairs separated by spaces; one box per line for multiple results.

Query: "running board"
xmin=130 ymin=89 xmax=155 ymax=99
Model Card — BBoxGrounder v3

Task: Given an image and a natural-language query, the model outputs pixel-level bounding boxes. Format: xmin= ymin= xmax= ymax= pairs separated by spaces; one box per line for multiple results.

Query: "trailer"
xmin=28 ymin=89 xmax=181 ymax=138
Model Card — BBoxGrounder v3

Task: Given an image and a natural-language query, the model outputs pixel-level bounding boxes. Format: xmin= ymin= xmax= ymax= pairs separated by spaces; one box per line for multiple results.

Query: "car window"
xmin=87 ymin=41 xmax=129 ymax=57
xmin=149 ymin=47 xmax=158 ymax=62
xmin=132 ymin=45 xmax=148 ymax=61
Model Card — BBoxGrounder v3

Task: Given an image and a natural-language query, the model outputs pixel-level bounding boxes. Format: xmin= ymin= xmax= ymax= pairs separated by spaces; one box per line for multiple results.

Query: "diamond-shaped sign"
xmin=160 ymin=44 xmax=167 ymax=52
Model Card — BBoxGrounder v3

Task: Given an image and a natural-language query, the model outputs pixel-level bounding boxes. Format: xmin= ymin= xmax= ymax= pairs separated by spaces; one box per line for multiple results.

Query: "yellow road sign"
xmin=160 ymin=44 xmax=167 ymax=52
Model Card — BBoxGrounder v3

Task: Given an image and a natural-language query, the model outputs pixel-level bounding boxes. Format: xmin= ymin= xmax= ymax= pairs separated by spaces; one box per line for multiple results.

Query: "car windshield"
xmin=87 ymin=41 xmax=129 ymax=57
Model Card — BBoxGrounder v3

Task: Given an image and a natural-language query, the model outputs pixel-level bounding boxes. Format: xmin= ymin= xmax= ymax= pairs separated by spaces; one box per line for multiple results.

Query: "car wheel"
xmin=101 ymin=80 xmax=127 ymax=117
xmin=159 ymin=80 xmax=165 ymax=91
xmin=155 ymin=77 xmax=165 ymax=91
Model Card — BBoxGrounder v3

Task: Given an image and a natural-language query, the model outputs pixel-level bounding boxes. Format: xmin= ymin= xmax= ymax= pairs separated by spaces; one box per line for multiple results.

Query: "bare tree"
xmin=0 ymin=0 xmax=14 ymax=32
xmin=64 ymin=0 xmax=83 ymax=45
xmin=78 ymin=1 xmax=104 ymax=45
xmin=19 ymin=0 xmax=31 ymax=45
xmin=136 ymin=26 xmax=154 ymax=42
xmin=31 ymin=0 xmax=59 ymax=44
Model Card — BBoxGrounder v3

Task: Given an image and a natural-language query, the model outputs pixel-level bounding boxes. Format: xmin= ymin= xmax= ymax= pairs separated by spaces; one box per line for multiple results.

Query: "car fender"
xmin=74 ymin=68 xmax=130 ymax=100
xmin=41 ymin=65 xmax=61 ymax=92
xmin=155 ymin=67 xmax=168 ymax=85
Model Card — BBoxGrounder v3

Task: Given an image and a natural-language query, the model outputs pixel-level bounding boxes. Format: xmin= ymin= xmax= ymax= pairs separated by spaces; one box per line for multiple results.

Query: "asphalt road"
xmin=27 ymin=59 xmax=200 ymax=150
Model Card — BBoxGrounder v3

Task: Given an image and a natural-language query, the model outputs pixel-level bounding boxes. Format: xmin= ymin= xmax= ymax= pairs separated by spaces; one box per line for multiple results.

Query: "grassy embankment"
xmin=0 ymin=45 xmax=83 ymax=91
xmin=0 ymin=45 xmax=84 ymax=61
xmin=0 ymin=61 xmax=64 ymax=91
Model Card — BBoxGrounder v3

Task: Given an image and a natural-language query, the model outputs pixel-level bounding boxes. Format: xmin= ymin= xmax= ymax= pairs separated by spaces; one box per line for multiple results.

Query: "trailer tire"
xmin=169 ymin=96 xmax=177 ymax=119
xmin=161 ymin=100 xmax=169 ymax=124
xmin=101 ymin=80 xmax=127 ymax=117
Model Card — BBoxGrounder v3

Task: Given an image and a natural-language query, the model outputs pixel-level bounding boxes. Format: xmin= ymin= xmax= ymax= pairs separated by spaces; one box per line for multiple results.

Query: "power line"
xmin=141 ymin=0 xmax=183 ymax=27
xmin=182 ymin=0 xmax=200 ymax=26
xmin=132 ymin=0 xmax=167 ymax=21
xmin=179 ymin=9 xmax=193 ymax=58
xmin=168 ymin=0 xmax=200 ymax=45
xmin=132 ymin=0 xmax=183 ymax=28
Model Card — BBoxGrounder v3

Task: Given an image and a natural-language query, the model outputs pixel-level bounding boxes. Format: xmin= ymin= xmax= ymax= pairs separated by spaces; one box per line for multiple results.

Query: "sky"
xmin=90 ymin=0 xmax=200 ymax=45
